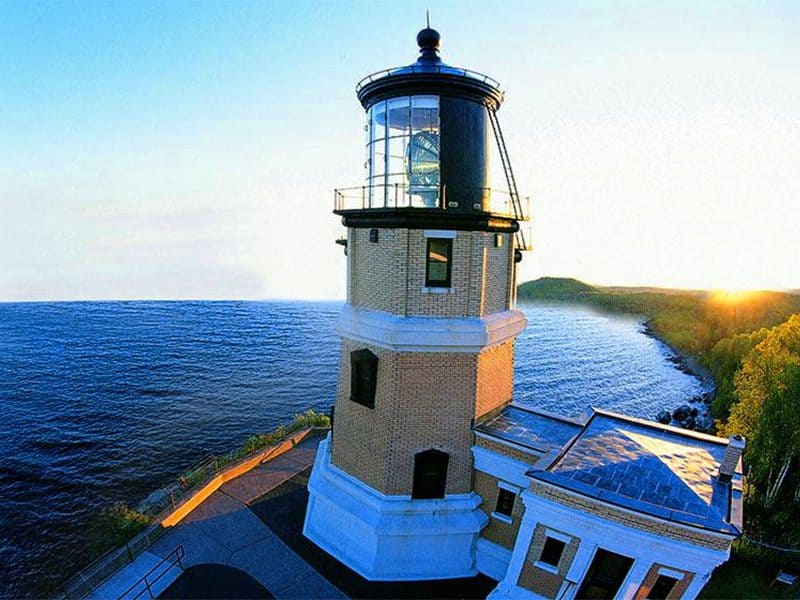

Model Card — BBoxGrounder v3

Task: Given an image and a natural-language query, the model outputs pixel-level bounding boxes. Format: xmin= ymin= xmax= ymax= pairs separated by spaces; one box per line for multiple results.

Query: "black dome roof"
xmin=356 ymin=28 xmax=504 ymax=110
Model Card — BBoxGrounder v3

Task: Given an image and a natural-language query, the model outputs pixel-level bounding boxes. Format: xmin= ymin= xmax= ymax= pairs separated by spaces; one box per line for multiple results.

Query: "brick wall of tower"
xmin=349 ymin=228 xmax=408 ymax=314
xmin=475 ymin=339 xmax=515 ymax=419
xmin=348 ymin=228 xmax=513 ymax=317
xmin=330 ymin=339 xmax=399 ymax=492
xmin=387 ymin=350 xmax=477 ymax=494
xmin=482 ymin=232 xmax=513 ymax=314
xmin=331 ymin=338 xmax=484 ymax=496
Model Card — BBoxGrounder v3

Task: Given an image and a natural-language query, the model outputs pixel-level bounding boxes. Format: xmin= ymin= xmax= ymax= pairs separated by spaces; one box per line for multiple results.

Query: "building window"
xmin=495 ymin=488 xmax=516 ymax=517
xmin=412 ymin=449 xmax=449 ymax=499
xmin=539 ymin=536 xmax=567 ymax=568
xmin=647 ymin=574 xmax=679 ymax=600
xmin=576 ymin=549 xmax=634 ymax=600
xmin=350 ymin=349 xmax=378 ymax=408
xmin=426 ymin=238 xmax=452 ymax=287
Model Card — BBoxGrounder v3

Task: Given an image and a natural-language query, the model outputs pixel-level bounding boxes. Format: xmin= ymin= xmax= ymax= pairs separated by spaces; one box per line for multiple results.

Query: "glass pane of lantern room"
xmin=386 ymin=97 xmax=411 ymax=138
xmin=409 ymin=96 xmax=440 ymax=207
xmin=388 ymin=136 xmax=407 ymax=186
xmin=371 ymin=101 xmax=387 ymax=142
xmin=369 ymin=102 xmax=388 ymax=207
xmin=371 ymin=143 xmax=386 ymax=207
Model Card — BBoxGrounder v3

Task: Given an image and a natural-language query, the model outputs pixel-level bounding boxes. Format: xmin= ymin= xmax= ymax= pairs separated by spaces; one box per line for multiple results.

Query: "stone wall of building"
xmin=348 ymin=228 xmax=513 ymax=318
xmin=473 ymin=471 xmax=525 ymax=550
xmin=517 ymin=524 xmax=580 ymax=597
xmin=530 ymin=481 xmax=733 ymax=551
xmin=475 ymin=436 xmax=541 ymax=464
xmin=475 ymin=339 xmax=514 ymax=420
xmin=634 ymin=564 xmax=694 ymax=600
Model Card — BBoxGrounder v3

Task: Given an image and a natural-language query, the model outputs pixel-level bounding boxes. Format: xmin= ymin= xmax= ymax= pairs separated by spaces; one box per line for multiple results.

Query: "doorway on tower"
xmin=412 ymin=449 xmax=449 ymax=499
xmin=576 ymin=548 xmax=634 ymax=599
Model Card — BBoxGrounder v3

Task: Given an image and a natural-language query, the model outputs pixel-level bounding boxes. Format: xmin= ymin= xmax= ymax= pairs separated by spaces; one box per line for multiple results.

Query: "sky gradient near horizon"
xmin=2 ymin=0 xmax=798 ymax=301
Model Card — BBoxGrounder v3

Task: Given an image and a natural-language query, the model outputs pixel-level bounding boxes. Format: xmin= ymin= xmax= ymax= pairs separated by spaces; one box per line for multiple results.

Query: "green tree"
xmin=722 ymin=316 xmax=800 ymax=544
xmin=724 ymin=315 xmax=800 ymax=440
xmin=706 ymin=328 xmax=770 ymax=421
xmin=747 ymin=365 xmax=800 ymax=512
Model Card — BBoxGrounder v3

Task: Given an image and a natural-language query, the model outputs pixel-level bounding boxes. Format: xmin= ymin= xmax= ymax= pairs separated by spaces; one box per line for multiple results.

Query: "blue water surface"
xmin=0 ymin=300 xmax=706 ymax=597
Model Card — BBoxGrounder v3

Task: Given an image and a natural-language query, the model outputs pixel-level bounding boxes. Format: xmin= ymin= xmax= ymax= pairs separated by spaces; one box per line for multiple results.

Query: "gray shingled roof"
xmin=475 ymin=405 xmax=582 ymax=453
xmin=530 ymin=411 xmax=739 ymax=534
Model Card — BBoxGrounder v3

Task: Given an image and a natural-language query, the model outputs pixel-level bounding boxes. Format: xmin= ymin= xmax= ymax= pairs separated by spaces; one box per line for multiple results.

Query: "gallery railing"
xmin=356 ymin=64 xmax=503 ymax=95
xmin=333 ymin=183 xmax=530 ymax=222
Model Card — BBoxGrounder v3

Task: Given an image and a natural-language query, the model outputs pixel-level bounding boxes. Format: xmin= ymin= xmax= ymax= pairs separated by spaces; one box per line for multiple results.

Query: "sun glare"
xmin=710 ymin=289 xmax=756 ymax=304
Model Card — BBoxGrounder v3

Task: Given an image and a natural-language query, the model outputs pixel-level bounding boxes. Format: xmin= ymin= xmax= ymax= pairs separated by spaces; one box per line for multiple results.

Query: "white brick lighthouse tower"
xmin=304 ymin=26 xmax=530 ymax=581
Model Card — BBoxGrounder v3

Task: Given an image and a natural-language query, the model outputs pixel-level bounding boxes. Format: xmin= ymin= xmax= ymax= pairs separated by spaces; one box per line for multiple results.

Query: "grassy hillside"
xmin=517 ymin=277 xmax=596 ymax=300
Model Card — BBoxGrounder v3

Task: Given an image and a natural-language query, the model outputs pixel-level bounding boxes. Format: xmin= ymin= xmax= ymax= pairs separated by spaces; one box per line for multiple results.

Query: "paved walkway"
xmin=145 ymin=435 xmax=345 ymax=599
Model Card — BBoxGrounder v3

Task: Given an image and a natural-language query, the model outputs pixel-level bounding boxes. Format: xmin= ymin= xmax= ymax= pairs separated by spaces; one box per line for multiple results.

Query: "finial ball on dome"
xmin=417 ymin=27 xmax=441 ymax=51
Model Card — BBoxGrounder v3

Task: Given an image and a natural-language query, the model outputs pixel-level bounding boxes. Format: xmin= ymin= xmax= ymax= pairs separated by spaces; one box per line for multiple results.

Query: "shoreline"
xmin=640 ymin=320 xmax=717 ymax=431
xmin=640 ymin=320 xmax=717 ymax=391
xmin=517 ymin=298 xmax=718 ymax=431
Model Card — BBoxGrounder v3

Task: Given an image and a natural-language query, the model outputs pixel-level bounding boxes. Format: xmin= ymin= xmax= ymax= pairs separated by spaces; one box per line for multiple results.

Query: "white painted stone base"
xmin=304 ymin=435 xmax=489 ymax=581
xmin=475 ymin=537 xmax=512 ymax=582
xmin=487 ymin=581 xmax=543 ymax=600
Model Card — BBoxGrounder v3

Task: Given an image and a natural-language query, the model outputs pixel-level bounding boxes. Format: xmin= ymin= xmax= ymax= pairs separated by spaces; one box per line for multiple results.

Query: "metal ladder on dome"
xmin=488 ymin=107 xmax=529 ymax=256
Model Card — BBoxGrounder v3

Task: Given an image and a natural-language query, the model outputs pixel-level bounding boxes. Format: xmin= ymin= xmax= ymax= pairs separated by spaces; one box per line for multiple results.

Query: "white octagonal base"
xmin=303 ymin=435 xmax=488 ymax=581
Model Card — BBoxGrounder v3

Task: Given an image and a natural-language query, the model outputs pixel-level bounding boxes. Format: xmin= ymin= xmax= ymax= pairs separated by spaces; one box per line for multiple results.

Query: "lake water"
xmin=0 ymin=300 xmax=707 ymax=597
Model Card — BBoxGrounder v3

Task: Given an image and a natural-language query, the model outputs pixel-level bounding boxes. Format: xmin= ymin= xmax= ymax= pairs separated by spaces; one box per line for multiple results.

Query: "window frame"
xmin=412 ymin=448 xmax=449 ymax=499
xmin=538 ymin=536 xmax=567 ymax=570
xmin=647 ymin=574 xmax=680 ymax=600
xmin=350 ymin=348 xmax=378 ymax=409
xmin=425 ymin=237 xmax=453 ymax=288
xmin=494 ymin=488 xmax=516 ymax=517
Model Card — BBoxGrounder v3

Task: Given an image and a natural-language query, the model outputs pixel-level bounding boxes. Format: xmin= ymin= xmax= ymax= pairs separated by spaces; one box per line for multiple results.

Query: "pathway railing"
xmin=117 ymin=544 xmax=185 ymax=600
xmin=56 ymin=423 xmax=329 ymax=599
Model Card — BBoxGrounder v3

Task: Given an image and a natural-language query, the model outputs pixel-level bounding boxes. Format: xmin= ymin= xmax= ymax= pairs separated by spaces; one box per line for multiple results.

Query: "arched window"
xmin=350 ymin=349 xmax=378 ymax=408
xmin=412 ymin=448 xmax=449 ymax=499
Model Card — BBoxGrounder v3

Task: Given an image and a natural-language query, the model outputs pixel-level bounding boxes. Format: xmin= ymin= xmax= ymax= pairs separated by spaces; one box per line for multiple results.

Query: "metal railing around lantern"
xmin=333 ymin=183 xmax=530 ymax=222
xmin=355 ymin=64 xmax=504 ymax=96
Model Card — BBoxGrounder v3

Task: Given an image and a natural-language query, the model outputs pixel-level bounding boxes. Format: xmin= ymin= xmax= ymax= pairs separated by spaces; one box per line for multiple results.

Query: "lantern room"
xmin=334 ymin=26 xmax=531 ymax=250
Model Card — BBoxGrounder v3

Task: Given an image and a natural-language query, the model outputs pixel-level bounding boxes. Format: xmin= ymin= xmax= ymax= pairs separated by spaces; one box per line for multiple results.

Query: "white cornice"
xmin=338 ymin=305 xmax=527 ymax=352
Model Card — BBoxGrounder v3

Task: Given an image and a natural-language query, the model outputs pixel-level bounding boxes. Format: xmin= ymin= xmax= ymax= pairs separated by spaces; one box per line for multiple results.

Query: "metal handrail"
xmin=355 ymin=64 xmax=503 ymax=94
xmin=487 ymin=106 xmax=531 ymax=252
xmin=333 ymin=183 xmax=530 ymax=220
xmin=118 ymin=544 xmax=185 ymax=600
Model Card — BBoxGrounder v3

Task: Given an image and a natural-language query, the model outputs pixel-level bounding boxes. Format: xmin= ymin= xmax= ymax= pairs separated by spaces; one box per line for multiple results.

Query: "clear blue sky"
xmin=2 ymin=1 xmax=798 ymax=300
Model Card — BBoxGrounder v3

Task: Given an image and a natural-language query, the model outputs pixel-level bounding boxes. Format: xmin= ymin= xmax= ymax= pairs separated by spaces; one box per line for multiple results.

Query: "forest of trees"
xmin=518 ymin=278 xmax=800 ymax=549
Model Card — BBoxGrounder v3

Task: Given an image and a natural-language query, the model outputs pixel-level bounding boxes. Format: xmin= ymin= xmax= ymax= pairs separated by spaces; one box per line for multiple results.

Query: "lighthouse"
xmin=303 ymin=25 xmax=530 ymax=581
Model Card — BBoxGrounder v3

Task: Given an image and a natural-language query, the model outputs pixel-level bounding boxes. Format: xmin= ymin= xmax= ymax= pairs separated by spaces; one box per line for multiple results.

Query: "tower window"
xmin=412 ymin=449 xmax=449 ymax=499
xmin=495 ymin=488 xmax=516 ymax=517
xmin=350 ymin=349 xmax=378 ymax=408
xmin=425 ymin=238 xmax=452 ymax=287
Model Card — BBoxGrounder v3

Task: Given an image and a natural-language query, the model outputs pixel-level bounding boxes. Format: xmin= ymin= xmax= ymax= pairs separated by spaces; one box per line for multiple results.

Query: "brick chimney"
xmin=718 ymin=434 xmax=746 ymax=482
